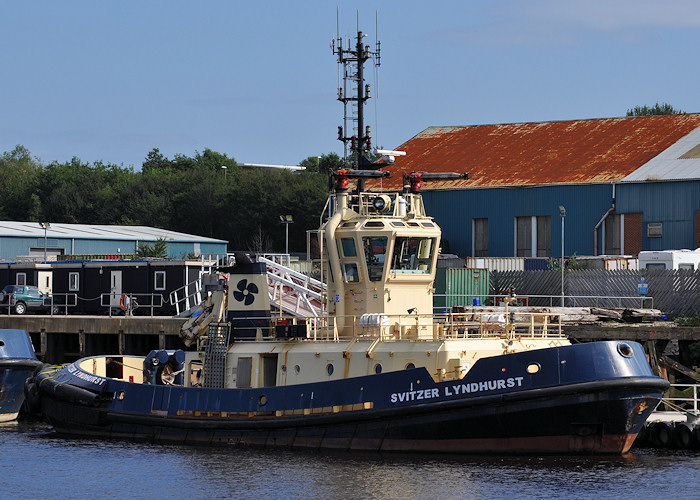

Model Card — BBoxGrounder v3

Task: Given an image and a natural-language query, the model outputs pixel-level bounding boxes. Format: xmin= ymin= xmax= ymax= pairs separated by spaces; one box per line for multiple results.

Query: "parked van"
xmin=638 ymin=249 xmax=700 ymax=270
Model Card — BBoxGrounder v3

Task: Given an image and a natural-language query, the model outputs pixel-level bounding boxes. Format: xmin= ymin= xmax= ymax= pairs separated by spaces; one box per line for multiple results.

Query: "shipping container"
xmin=434 ymin=268 xmax=490 ymax=310
xmin=465 ymin=257 xmax=525 ymax=271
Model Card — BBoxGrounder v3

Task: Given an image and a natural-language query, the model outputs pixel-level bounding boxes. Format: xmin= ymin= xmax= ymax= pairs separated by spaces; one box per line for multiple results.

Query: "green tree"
xmin=142 ymin=148 xmax=172 ymax=174
xmin=0 ymin=145 xmax=331 ymax=255
xmin=299 ymin=152 xmax=345 ymax=174
xmin=0 ymin=145 xmax=41 ymax=220
xmin=626 ymin=102 xmax=684 ymax=116
xmin=136 ymin=237 xmax=169 ymax=258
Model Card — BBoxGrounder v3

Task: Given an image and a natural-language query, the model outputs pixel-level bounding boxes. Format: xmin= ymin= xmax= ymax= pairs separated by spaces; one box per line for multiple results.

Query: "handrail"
xmin=433 ymin=293 xmax=653 ymax=309
xmin=662 ymin=383 xmax=700 ymax=413
xmin=226 ymin=311 xmax=566 ymax=342
xmin=45 ymin=293 xmax=78 ymax=315
xmin=1 ymin=293 xmax=78 ymax=316
xmin=169 ymin=278 xmax=204 ymax=315
xmin=100 ymin=292 xmax=165 ymax=317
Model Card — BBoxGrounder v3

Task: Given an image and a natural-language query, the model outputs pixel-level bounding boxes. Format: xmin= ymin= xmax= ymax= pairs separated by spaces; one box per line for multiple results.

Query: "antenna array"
xmin=332 ymin=23 xmax=380 ymax=170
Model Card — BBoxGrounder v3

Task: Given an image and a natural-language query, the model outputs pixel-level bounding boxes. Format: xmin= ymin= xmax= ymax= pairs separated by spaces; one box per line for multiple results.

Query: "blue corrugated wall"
xmin=423 ymin=181 xmax=700 ymax=257
xmin=423 ymin=184 xmax=615 ymax=257
xmin=616 ymin=180 xmax=700 ymax=251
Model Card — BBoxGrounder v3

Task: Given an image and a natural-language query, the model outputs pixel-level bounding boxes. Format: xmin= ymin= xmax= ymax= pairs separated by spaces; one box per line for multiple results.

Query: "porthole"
xmin=0 ymin=340 xmax=4 ymax=347
xmin=116 ymin=391 xmax=125 ymax=401
xmin=526 ymin=363 xmax=541 ymax=374
xmin=326 ymin=363 xmax=334 ymax=376
xmin=281 ymin=365 xmax=287 ymax=372
xmin=294 ymin=364 xmax=300 ymax=374
xmin=617 ymin=342 xmax=634 ymax=358
xmin=258 ymin=395 xmax=268 ymax=406
xmin=405 ymin=363 xmax=415 ymax=370
xmin=375 ymin=363 xmax=383 ymax=374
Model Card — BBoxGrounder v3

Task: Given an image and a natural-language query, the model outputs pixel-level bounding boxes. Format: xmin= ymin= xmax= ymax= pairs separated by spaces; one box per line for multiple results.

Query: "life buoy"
xmin=120 ymin=294 xmax=130 ymax=311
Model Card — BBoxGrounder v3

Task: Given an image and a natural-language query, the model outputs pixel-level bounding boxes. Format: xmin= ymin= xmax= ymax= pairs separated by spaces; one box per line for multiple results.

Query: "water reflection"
xmin=2 ymin=422 xmax=700 ymax=499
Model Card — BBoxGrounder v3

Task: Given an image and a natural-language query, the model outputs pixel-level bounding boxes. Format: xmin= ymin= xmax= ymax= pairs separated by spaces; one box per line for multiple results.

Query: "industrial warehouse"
xmin=376 ymin=113 xmax=700 ymax=259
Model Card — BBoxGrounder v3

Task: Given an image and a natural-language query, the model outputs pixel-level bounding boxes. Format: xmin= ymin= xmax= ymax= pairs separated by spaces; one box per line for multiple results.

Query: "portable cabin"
xmin=0 ymin=260 xmax=206 ymax=315
xmin=637 ymin=249 xmax=700 ymax=270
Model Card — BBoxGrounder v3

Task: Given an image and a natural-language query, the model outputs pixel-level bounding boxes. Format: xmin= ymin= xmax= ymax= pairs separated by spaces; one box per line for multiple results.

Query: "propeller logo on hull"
xmin=233 ymin=279 xmax=258 ymax=306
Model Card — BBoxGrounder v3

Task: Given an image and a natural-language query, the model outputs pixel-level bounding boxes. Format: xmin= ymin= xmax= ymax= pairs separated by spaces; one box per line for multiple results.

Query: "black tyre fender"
xmin=633 ymin=423 xmax=648 ymax=447
xmin=23 ymin=379 xmax=42 ymax=415
xmin=673 ymin=422 xmax=694 ymax=449
xmin=650 ymin=421 xmax=673 ymax=448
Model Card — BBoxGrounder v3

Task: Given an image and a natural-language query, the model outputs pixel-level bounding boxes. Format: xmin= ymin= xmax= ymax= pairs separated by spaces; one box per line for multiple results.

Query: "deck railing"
xmin=226 ymin=311 xmax=566 ymax=342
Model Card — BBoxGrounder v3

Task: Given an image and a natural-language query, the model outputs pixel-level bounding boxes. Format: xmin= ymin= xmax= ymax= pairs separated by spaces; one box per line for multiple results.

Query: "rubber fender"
xmin=673 ymin=422 xmax=694 ymax=449
xmin=33 ymin=362 xmax=51 ymax=378
xmin=0 ymin=358 xmax=43 ymax=369
xmin=692 ymin=426 xmax=700 ymax=448
xmin=38 ymin=375 xmax=100 ymax=407
xmin=649 ymin=421 xmax=674 ymax=448
xmin=23 ymin=379 xmax=42 ymax=415
xmin=633 ymin=424 xmax=648 ymax=447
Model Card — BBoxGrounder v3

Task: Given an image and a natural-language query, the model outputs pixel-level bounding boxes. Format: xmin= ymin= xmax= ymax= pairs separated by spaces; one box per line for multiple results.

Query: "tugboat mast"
xmin=333 ymin=29 xmax=381 ymax=190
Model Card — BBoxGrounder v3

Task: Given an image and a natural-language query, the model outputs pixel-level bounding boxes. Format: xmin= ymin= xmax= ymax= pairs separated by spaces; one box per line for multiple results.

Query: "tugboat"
xmin=0 ymin=329 xmax=43 ymax=422
xmin=29 ymin=30 xmax=668 ymax=453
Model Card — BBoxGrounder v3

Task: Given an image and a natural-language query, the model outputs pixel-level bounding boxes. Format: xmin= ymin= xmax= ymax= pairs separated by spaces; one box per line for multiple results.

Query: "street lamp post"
xmin=279 ymin=215 xmax=293 ymax=257
xmin=558 ymin=206 xmax=566 ymax=307
xmin=221 ymin=165 xmax=227 ymax=178
xmin=39 ymin=222 xmax=50 ymax=261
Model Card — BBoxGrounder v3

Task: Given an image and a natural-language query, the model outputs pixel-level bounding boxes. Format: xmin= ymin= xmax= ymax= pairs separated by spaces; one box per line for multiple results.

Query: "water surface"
xmin=2 ymin=421 xmax=698 ymax=499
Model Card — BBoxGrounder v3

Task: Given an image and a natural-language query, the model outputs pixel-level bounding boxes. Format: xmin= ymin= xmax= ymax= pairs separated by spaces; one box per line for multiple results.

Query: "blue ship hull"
xmin=33 ymin=341 xmax=668 ymax=454
xmin=0 ymin=329 xmax=42 ymax=422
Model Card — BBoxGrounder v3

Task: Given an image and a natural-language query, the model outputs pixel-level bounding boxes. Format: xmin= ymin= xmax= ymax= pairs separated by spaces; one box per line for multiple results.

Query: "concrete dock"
xmin=0 ymin=314 xmax=186 ymax=363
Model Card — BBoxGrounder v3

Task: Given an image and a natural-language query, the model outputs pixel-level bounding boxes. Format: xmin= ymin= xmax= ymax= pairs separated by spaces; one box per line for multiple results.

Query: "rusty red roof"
xmin=368 ymin=114 xmax=700 ymax=190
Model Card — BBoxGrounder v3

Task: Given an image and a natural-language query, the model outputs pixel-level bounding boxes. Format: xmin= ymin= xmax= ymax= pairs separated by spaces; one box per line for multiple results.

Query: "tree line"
xmin=0 ymin=145 xmax=345 ymax=254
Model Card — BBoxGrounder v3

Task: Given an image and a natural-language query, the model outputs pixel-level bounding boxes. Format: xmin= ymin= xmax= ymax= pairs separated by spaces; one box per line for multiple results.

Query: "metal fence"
xmin=490 ymin=269 xmax=700 ymax=317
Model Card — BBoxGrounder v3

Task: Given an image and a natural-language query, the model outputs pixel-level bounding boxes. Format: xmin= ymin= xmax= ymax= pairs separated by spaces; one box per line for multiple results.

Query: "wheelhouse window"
xmin=69 ymin=272 xmax=80 ymax=291
xmin=154 ymin=271 xmax=166 ymax=291
xmin=391 ymin=237 xmax=436 ymax=274
xmin=343 ymin=263 xmax=359 ymax=283
xmin=363 ymin=236 xmax=387 ymax=281
xmin=340 ymin=238 xmax=357 ymax=257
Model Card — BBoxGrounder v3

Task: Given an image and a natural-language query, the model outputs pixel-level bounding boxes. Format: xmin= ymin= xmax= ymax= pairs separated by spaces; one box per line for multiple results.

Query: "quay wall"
xmin=0 ymin=315 xmax=186 ymax=363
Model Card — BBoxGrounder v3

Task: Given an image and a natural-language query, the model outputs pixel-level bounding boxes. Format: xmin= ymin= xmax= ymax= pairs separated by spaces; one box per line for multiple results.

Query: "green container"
xmin=434 ymin=268 xmax=490 ymax=310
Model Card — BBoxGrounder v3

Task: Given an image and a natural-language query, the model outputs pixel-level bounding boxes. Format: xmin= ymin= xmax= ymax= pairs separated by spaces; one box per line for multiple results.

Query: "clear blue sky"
xmin=2 ymin=1 xmax=699 ymax=169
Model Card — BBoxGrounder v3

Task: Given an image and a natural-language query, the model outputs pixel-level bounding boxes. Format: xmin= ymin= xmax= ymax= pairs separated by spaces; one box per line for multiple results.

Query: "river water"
xmin=2 ymin=420 xmax=699 ymax=499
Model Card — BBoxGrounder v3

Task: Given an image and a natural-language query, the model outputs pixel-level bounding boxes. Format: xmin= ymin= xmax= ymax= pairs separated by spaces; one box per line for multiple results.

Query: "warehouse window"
xmin=516 ymin=216 xmax=551 ymax=257
xmin=473 ymin=218 xmax=488 ymax=257
xmin=16 ymin=273 xmax=26 ymax=286
xmin=536 ymin=216 xmax=551 ymax=257
xmin=515 ymin=217 xmax=532 ymax=257
xmin=154 ymin=271 xmax=166 ymax=290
